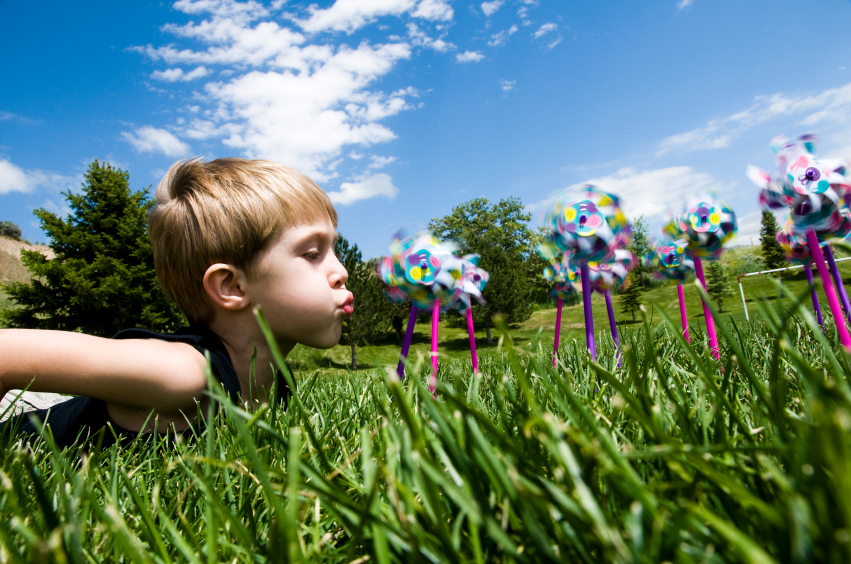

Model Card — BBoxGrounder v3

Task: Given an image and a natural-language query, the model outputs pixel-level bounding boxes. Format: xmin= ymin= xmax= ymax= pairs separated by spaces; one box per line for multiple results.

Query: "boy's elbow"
xmin=159 ymin=354 xmax=210 ymax=411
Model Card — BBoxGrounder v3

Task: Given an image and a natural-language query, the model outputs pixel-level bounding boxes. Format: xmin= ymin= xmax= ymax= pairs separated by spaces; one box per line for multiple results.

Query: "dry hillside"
xmin=0 ymin=236 xmax=53 ymax=285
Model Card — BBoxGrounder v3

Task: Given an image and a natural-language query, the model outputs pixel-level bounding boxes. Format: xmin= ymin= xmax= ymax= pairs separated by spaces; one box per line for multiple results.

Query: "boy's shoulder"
xmin=113 ymin=325 xmax=242 ymax=404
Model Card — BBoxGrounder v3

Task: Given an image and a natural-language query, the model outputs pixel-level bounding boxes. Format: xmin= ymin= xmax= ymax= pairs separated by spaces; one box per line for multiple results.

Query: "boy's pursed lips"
xmin=338 ymin=293 xmax=354 ymax=316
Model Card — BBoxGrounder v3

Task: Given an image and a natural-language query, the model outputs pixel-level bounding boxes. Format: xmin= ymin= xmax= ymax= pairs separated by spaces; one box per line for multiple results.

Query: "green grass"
xmin=291 ymin=257 xmax=851 ymax=376
xmin=3 ymin=281 xmax=851 ymax=562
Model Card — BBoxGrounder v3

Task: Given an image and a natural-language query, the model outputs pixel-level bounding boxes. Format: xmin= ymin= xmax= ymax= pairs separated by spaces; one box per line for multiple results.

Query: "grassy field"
xmin=289 ymin=256 xmax=851 ymax=376
xmin=2 ymin=282 xmax=851 ymax=562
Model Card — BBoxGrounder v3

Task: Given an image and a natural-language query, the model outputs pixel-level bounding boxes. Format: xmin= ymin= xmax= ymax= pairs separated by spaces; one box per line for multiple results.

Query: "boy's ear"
xmin=203 ymin=264 xmax=249 ymax=311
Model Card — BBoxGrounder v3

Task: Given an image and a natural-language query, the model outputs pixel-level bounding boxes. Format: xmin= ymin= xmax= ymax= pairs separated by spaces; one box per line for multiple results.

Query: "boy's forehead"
xmin=279 ymin=220 xmax=337 ymax=244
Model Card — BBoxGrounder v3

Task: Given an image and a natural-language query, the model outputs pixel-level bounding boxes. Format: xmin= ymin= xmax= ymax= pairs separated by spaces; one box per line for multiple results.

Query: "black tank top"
xmin=1 ymin=325 xmax=292 ymax=449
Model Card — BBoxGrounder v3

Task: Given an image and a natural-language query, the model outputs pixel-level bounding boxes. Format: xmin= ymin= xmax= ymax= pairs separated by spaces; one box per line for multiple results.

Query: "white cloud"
xmin=368 ymin=155 xmax=397 ymax=169
xmin=406 ymin=23 xmax=454 ymax=52
xmin=456 ymin=50 xmax=484 ymax=63
xmin=0 ymin=159 xmax=76 ymax=195
xmin=657 ymin=81 xmax=851 ymax=156
xmin=121 ymin=126 xmax=191 ymax=157
xmin=533 ymin=23 xmax=557 ymax=38
xmin=676 ymin=0 xmax=694 ymax=10
xmin=734 ymin=211 xmax=763 ymax=246
xmin=151 ymin=66 xmax=210 ymax=82
xmin=327 ymin=172 xmax=399 ymax=204
xmin=298 ymin=0 xmax=452 ymax=34
xmin=488 ymin=25 xmax=518 ymax=47
xmin=480 ymin=0 xmax=504 ymax=17
xmin=530 ymin=166 xmax=729 ymax=223
xmin=499 ymin=79 xmax=516 ymax=92
xmin=547 ymin=36 xmax=562 ymax=50
xmin=132 ymin=0 xmax=421 ymax=181
xmin=0 ymin=159 xmax=31 ymax=193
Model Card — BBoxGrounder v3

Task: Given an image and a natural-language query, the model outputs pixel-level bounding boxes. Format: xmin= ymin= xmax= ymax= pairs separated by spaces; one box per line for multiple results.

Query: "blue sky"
xmin=2 ymin=0 xmax=851 ymax=257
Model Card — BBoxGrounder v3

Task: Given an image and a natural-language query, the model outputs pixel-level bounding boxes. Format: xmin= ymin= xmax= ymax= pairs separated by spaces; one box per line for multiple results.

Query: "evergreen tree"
xmin=429 ymin=197 xmax=534 ymax=343
xmin=1 ymin=160 xmax=184 ymax=336
xmin=627 ymin=216 xmax=650 ymax=289
xmin=619 ymin=269 xmax=645 ymax=322
xmin=335 ymin=235 xmax=389 ymax=369
xmin=760 ymin=211 xmax=786 ymax=270
xmin=0 ymin=221 xmax=22 ymax=241
xmin=706 ymin=260 xmax=735 ymax=312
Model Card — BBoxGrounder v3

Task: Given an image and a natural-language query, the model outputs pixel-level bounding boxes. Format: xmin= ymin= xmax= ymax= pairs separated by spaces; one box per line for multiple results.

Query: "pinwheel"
xmin=587 ymin=249 xmax=634 ymax=362
xmin=541 ymin=186 xmax=629 ymax=360
xmin=541 ymin=255 xmax=580 ymax=366
xmin=442 ymin=254 xmax=489 ymax=374
xmin=646 ymin=236 xmax=694 ymax=342
xmin=776 ymin=221 xmax=823 ymax=326
xmin=748 ymin=134 xmax=851 ymax=348
xmin=378 ymin=232 xmax=460 ymax=388
xmin=664 ymin=194 xmax=737 ymax=358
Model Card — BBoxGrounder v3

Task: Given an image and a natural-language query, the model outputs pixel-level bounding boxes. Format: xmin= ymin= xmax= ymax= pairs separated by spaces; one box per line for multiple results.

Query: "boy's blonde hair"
xmin=149 ymin=158 xmax=337 ymax=324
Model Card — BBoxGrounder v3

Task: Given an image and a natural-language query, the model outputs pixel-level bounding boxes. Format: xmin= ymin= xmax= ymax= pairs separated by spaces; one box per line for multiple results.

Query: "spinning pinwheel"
xmin=541 ymin=256 xmax=579 ymax=366
xmin=378 ymin=232 xmax=488 ymax=391
xmin=646 ymin=237 xmax=694 ymax=342
xmin=748 ymin=134 xmax=851 ymax=348
xmin=540 ymin=186 xmax=629 ymax=361
xmin=664 ymin=194 xmax=738 ymax=358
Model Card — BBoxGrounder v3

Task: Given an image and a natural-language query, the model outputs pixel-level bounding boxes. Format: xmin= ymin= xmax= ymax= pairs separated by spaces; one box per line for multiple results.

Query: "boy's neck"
xmin=206 ymin=313 xmax=295 ymax=407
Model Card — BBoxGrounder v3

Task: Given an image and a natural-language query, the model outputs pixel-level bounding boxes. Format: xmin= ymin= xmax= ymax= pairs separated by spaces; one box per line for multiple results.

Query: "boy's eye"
xmin=304 ymin=251 xmax=321 ymax=261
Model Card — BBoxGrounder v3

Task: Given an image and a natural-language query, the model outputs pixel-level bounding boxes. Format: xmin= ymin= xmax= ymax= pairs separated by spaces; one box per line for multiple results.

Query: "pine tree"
xmin=706 ymin=260 xmax=735 ymax=312
xmin=627 ymin=216 xmax=650 ymax=288
xmin=1 ymin=160 xmax=184 ymax=336
xmin=335 ymin=235 xmax=389 ymax=369
xmin=760 ymin=211 xmax=786 ymax=271
xmin=619 ymin=269 xmax=645 ymax=322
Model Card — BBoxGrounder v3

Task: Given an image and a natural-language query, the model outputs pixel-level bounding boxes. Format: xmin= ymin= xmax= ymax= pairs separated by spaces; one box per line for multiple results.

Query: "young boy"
xmin=0 ymin=158 xmax=354 ymax=448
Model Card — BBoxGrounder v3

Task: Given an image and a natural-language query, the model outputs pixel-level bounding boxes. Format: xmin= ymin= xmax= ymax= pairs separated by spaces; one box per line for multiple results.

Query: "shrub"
xmin=0 ymin=220 xmax=21 ymax=241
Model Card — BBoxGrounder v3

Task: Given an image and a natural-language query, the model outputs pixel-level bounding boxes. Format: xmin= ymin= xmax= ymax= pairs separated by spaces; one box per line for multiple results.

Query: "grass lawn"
xmin=289 ymin=257 xmax=851 ymax=375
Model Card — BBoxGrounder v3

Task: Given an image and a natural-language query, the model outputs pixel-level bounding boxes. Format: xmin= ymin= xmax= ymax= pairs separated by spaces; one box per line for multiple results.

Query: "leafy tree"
xmin=429 ymin=197 xmax=534 ymax=343
xmin=335 ymin=235 xmax=389 ymax=369
xmin=760 ymin=211 xmax=786 ymax=271
xmin=1 ymin=160 xmax=185 ymax=336
xmin=619 ymin=269 xmax=645 ymax=322
xmin=706 ymin=260 xmax=735 ymax=312
xmin=0 ymin=221 xmax=22 ymax=241
xmin=627 ymin=217 xmax=650 ymax=289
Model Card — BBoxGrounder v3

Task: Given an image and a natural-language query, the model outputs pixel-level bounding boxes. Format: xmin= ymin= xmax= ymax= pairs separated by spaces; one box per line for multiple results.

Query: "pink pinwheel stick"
xmin=824 ymin=245 xmax=851 ymax=322
xmin=396 ymin=306 xmax=419 ymax=379
xmin=805 ymin=228 xmax=851 ymax=349
xmin=677 ymin=283 xmax=690 ymax=343
xmin=693 ymin=257 xmax=720 ymax=359
xmin=430 ymin=305 xmax=439 ymax=394
xmin=804 ymin=264 xmax=824 ymax=327
xmin=553 ymin=297 xmax=563 ymax=367
xmin=604 ymin=290 xmax=621 ymax=367
xmin=466 ymin=308 xmax=479 ymax=374
xmin=580 ymin=263 xmax=597 ymax=361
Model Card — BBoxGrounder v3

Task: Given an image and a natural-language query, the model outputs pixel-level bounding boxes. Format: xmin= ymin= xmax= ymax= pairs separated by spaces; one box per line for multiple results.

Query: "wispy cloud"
xmin=456 ymin=50 xmax=484 ymax=63
xmin=480 ymin=0 xmax=504 ymax=17
xmin=151 ymin=66 xmax=210 ymax=82
xmin=327 ymin=173 xmax=399 ymax=205
xmin=657 ymin=82 xmax=851 ymax=156
xmin=297 ymin=0 xmax=452 ymax=34
xmin=488 ymin=25 xmax=518 ymax=47
xmin=533 ymin=23 xmax=557 ymax=39
xmin=499 ymin=79 xmax=516 ymax=92
xmin=0 ymin=159 xmax=76 ymax=195
xmin=406 ymin=22 xmax=454 ymax=52
xmin=676 ymin=0 xmax=694 ymax=11
xmin=529 ymin=166 xmax=730 ymax=223
xmin=121 ymin=126 xmax=190 ymax=157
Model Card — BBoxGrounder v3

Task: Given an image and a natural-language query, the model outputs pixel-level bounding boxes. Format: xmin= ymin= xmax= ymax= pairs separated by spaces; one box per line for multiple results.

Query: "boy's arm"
xmin=0 ymin=329 xmax=209 ymax=415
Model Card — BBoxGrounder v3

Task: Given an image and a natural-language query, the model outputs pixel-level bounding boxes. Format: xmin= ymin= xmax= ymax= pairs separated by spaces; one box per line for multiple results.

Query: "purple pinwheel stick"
xmin=693 ymin=257 xmax=720 ymax=359
xmin=580 ymin=263 xmax=597 ymax=361
xmin=806 ymin=229 xmax=851 ymax=348
xmin=804 ymin=264 xmax=824 ymax=327
xmin=430 ymin=305 xmax=439 ymax=396
xmin=396 ymin=306 xmax=419 ymax=379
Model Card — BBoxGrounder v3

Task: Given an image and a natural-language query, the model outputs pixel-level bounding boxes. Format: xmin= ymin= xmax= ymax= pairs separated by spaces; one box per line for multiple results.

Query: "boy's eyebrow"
xmin=291 ymin=226 xmax=335 ymax=248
